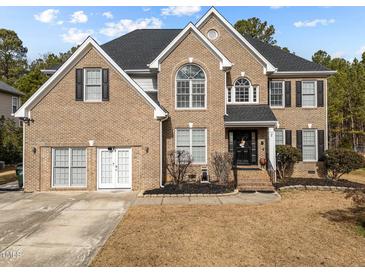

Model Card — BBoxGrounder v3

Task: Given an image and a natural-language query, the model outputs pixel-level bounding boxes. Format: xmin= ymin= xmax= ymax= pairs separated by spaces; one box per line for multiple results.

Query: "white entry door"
xmin=98 ymin=148 xmax=132 ymax=189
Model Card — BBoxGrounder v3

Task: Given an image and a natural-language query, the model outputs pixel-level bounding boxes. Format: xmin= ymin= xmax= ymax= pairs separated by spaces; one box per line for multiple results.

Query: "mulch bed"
xmin=274 ymin=178 xmax=365 ymax=189
xmin=144 ymin=182 xmax=235 ymax=195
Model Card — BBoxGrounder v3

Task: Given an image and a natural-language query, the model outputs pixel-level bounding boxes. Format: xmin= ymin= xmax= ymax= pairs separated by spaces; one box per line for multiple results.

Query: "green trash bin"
xmin=16 ymin=163 xmax=23 ymax=189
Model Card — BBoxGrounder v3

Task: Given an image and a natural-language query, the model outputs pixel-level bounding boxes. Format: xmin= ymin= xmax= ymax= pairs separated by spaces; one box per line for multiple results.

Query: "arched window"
xmin=227 ymin=78 xmax=259 ymax=104
xmin=176 ymin=64 xmax=206 ymax=109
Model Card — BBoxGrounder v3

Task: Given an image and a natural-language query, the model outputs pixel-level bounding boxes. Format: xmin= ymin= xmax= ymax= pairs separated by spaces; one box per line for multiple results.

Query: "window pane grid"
xmin=302 ymin=130 xmax=316 ymax=161
xmin=275 ymin=129 xmax=285 ymax=145
xmin=302 ymin=81 xmax=316 ymax=107
xmin=176 ymin=65 xmax=205 ymax=109
xmin=53 ymin=148 xmax=86 ymax=187
xmin=270 ymin=82 xmax=283 ymax=107
xmin=176 ymin=129 xmax=206 ymax=163
xmin=85 ymin=69 xmax=102 ymax=101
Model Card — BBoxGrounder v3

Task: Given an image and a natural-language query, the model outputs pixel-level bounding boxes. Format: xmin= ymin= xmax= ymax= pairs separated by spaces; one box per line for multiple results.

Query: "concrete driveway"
xmin=0 ymin=191 xmax=136 ymax=266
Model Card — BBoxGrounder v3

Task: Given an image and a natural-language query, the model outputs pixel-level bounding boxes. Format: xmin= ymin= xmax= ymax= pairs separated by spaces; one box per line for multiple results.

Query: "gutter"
xmin=224 ymin=121 xmax=278 ymax=127
xmin=159 ymin=115 xmax=169 ymax=188
xmin=270 ymin=70 xmax=337 ymax=77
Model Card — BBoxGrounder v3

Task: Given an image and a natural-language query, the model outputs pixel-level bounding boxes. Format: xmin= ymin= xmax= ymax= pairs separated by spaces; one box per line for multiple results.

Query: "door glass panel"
xmin=100 ymin=151 xmax=113 ymax=185
xmin=117 ymin=150 xmax=130 ymax=186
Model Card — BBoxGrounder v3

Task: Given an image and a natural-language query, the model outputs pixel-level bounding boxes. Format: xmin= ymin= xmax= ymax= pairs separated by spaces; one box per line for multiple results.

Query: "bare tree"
xmin=166 ymin=150 xmax=192 ymax=186
xmin=211 ymin=152 xmax=233 ymax=185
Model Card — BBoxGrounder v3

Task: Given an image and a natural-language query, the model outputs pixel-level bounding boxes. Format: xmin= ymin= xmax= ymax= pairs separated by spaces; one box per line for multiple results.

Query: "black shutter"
xmin=317 ymin=80 xmax=324 ymax=107
xmin=318 ymin=130 xmax=325 ymax=160
xmin=75 ymin=69 xmax=83 ymax=101
xmin=285 ymin=130 xmax=292 ymax=146
xmin=296 ymin=130 xmax=302 ymax=157
xmin=102 ymin=69 xmax=109 ymax=101
xmin=296 ymin=81 xmax=302 ymax=107
xmin=285 ymin=81 xmax=291 ymax=107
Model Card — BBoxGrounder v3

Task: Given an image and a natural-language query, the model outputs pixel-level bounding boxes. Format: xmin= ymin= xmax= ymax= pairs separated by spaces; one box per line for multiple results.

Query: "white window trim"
xmin=83 ymin=68 xmax=102 ymax=102
xmin=301 ymin=80 xmax=317 ymax=108
xmin=275 ymin=128 xmax=286 ymax=145
xmin=175 ymin=128 xmax=208 ymax=165
xmin=51 ymin=148 xmax=88 ymax=188
xmin=227 ymin=79 xmax=259 ymax=105
xmin=302 ymin=129 xmax=318 ymax=162
xmin=11 ymin=96 xmax=19 ymax=114
xmin=175 ymin=65 xmax=207 ymax=110
xmin=269 ymin=81 xmax=285 ymax=109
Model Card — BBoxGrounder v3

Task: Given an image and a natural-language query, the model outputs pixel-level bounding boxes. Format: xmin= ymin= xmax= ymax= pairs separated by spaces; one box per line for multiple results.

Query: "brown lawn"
xmin=91 ymin=191 xmax=365 ymax=267
xmin=343 ymin=168 xmax=365 ymax=185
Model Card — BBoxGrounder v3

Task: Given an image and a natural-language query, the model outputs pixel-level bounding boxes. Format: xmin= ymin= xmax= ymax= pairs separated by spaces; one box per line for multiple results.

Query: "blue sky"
xmin=1 ymin=6 xmax=365 ymax=62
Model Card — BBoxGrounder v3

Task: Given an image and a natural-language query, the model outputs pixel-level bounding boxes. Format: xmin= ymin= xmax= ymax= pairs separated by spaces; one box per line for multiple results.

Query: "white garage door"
xmin=98 ymin=148 xmax=132 ymax=189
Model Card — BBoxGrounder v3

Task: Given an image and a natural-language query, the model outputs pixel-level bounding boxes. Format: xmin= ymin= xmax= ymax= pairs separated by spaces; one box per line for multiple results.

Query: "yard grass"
xmin=343 ymin=168 xmax=365 ymax=184
xmin=0 ymin=167 xmax=16 ymax=185
xmin=91 ymin=191 xmax=365 ymax=267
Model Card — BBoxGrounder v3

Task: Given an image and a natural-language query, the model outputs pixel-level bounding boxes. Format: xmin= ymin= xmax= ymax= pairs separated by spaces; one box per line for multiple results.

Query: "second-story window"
xmin=302 ymin=81 xmax=317 ymax=107
xmin=269 ymin=81 xmax=284 ymax=107
xmin=11 ymin=96 xmax=19 ymax=114
xmin=84 ymin=68 xmax=102 ymax=102
xmin=228 ymin=78 xmax=259 ymax=104
xmin=176 ymin=64 xmax=206 ymax=109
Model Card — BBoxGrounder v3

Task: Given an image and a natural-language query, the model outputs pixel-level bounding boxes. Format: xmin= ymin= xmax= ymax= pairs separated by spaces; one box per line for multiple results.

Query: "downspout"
xmin=22 ymin=118 xmax=25 ymax=190
xmin=159 ymin=116 xmax=169 ymax=188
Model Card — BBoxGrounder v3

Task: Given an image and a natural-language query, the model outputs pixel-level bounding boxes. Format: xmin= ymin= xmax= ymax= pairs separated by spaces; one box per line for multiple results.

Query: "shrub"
xmin=210 ymin=152 xmax=233 ymax=185
xmin=276 ymin=145 xmax=301 ymax=181
xmin=166 ymin=150 xmax=192 ymax=186
xmin=345 ymin=189 xmax=365 ymax=208
xmin=324 ymin=148 xmax=365 ymax=181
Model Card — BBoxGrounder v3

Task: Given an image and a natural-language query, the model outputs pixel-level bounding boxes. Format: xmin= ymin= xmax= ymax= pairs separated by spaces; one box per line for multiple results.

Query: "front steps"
xmin=234 ymin=166 xmax=275 ymax=192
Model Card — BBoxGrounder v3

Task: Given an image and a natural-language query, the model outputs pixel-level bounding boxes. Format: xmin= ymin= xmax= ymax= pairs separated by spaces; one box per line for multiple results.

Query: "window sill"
xmin=270 ymin=106 xmax=285 ymax=109
xmin=301 ymin=106 xmax=318 ymax=109
xmin=227 ymin=102 xmax=259 ymax=105
xmin=175 ymin=108 xmax=207 ymax=111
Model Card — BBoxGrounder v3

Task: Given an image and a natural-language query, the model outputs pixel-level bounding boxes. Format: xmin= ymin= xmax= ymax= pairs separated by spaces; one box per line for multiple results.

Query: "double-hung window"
xmin=84 ymin=68 xmax=102 ymax=102
xmin=176 ymin=64 xmax=206 ymax=109
xmin=302 ymin=81 xmax=317 ymax=107
xmin=269 ymin=81 xmax=284 ymax=107
xmin=53 ymin=148 xmax=87 ymax=187
xmin=11 ymin=96 xmax=19 ymax=114
xmin=302 ymin=129 xmax=317 ymax=161
xmin=275 ymin=129 xmax=285 ymax=145
xmin=176 ymin=128 xmax=207 ymax=164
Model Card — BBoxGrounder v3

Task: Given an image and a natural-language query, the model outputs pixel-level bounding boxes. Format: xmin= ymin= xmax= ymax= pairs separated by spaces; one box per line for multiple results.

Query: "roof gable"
xmin=196 ymin=7 xmax=276 ymax=73
xmin=0 ymin=81 xmax=24 ymax=96
xmin=15 ymin=37 xmax=167 ymax=119
xmin=149 ymin=23 xmax=232 ymax=71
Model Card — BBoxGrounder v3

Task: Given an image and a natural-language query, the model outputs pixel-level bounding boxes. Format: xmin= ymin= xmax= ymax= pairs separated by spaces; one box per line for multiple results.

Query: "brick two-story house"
xmin=15 ymin=8 xmax=335 ymax=192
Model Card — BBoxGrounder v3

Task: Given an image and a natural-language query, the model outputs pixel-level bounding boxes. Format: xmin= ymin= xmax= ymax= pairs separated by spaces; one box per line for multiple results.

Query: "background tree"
xmin=234 ymin=17 xmax=276 ymax=45
xmin=0 ymin=28 xmax=28 ymax=84
xmin=0 ymin=117 xmax=22 ymax=164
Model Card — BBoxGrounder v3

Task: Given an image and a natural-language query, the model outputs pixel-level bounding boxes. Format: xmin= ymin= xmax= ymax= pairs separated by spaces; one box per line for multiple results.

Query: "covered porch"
xmin=224 ymin=105 xmax=278 ymax=189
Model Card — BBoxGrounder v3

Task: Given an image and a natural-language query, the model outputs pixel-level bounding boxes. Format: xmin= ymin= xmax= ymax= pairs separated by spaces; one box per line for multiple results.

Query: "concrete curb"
xmin=137 ymin=189 xmax=239 ymax=198
xmin=277 ymin=185 xmax=364 ymax=192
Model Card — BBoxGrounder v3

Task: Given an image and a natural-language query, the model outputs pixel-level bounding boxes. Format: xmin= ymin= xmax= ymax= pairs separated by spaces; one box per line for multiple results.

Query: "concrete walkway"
xmin=0 ymin=191 xmax=136 ymax=266
xmin=135 ymin=192 xmax=281 ymax=206
xmin=0 ymin=181 xmax=20 ymax=191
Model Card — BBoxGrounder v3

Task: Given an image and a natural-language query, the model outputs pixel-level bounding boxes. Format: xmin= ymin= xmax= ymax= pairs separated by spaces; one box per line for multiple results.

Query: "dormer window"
xmin=227 ymin=78 xmax=259 ymax=104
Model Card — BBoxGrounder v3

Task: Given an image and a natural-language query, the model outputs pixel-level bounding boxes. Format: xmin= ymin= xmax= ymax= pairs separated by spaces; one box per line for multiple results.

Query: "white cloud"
xmin=161 ymin=6 xmax=201 ymax=17
xmin=294 ymin=18 xmax=335 ymax=28
xmin=34 ymin=9 xmax=59 ymax=24
xmin=56 ymin=20 xmax=64 ymax=25
xmin=70 ymin=11 xmax=88 ymax=24
xmin=142 ymin=7 xmax=151 ymax=12
xmin=100 ymin=17 xmax=162 ymax=37
xmin=270 ymin=6 xmax=283 ymax=9
xmin=61 ymin=28 xmax=93 ymax=44
xmin=102 ymin=11 xmax=113 ymax=19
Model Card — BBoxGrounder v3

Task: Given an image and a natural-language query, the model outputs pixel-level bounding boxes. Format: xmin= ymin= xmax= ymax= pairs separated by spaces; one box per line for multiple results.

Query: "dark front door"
xmin=229 ymin=130 xmax=257 ymax=166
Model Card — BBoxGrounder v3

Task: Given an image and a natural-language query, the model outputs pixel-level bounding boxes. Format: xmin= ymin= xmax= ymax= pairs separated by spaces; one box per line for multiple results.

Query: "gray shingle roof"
xmin=225 ymin=105 xmax=277 ymax=122
xmin=101 ymin=29 xmax=181 ymax=70
xmin=0 ymin=81 xmax=24 ymax=96
xmin=47 ymin=28 xmax=328 ymax=72
xmin=242 ymin=34 xmax=329 ymax=72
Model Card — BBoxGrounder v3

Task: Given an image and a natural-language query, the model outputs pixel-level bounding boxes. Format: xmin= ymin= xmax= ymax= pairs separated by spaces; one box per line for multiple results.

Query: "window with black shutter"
xmin=317 ymin=130 xmax=325 ymax=160
xmin=317 ymin=80 xmax=324 ymax=107
xmin=285 ymin=81 xmax=291 ymax=107
xmin=296 ymin=81 xmax=302 ymax=107
xmin=102 ymin=69 xmax=109 ymax=101
xmin=75 ymin=69 xmax=83 ymax=101
xmin=285 ymin=130 xmax=292 ymax=146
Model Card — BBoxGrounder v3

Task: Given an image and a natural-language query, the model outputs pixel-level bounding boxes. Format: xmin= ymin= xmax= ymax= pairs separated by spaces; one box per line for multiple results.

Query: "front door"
xmin=229 ymin=130 xmax=257 ymax=166
xmin=98 ymin=148 xmax=132 ymax=189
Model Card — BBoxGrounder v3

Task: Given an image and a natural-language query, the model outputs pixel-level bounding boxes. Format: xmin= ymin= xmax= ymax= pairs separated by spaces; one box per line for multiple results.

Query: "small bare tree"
xmin=166 ymin=150 xmax=192 ymax=186
xmin=211 ymin=152 xmax=233 ymax=185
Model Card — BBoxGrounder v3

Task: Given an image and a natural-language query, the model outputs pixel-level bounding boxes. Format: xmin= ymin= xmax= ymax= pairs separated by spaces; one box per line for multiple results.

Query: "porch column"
xmin=268 ymin=127 xmax=276 ymax=171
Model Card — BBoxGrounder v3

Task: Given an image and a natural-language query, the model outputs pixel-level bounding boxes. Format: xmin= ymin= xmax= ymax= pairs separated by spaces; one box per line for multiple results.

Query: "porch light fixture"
xmin=32 ymin=147 xmax=36 ymax=154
